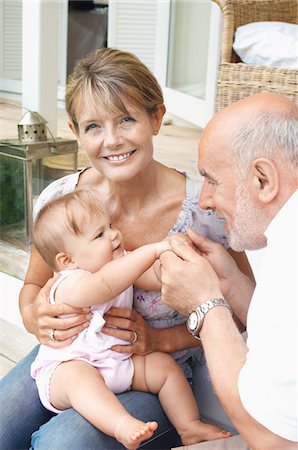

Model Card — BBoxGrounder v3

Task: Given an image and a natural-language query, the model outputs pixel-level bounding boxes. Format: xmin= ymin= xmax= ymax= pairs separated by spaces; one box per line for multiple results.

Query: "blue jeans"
xmin=191 ymin=349 xmax=238 ymax=435
xmin=0 ymin=346 xmax=179 ymax=449
xmin=0 ymin=346 xmax=237 ymax=449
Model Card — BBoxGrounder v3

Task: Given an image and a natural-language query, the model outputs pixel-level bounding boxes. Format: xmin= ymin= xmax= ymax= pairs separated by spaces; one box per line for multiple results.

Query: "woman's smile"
xmin=103 ymin=150 xmax=136 ymax=162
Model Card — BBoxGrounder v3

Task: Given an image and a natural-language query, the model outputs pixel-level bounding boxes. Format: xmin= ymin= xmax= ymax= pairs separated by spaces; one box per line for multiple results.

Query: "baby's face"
xmin=64 ymin=212 xmax=124 ymax=273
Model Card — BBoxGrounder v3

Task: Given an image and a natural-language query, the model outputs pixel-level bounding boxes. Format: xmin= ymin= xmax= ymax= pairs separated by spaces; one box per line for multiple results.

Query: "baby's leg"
xmin=50 ymin=360 xmax=158 ymax=449
xmin=132 ymin=353 xmax=231 ymax=445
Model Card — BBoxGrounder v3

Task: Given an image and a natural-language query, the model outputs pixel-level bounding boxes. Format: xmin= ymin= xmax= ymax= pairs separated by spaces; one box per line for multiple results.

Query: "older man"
xmin=160 ymin=92 xmax=297 ymax=450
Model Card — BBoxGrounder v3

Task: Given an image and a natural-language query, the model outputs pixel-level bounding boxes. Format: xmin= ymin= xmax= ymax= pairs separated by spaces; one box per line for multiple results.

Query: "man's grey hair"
xmin=231 ymin=108 xmax=298 ymax=176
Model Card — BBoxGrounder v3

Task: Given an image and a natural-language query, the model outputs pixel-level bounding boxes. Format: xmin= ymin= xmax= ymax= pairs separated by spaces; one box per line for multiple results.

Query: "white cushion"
xmin=233 ymin=21 xmax=298 ymax=69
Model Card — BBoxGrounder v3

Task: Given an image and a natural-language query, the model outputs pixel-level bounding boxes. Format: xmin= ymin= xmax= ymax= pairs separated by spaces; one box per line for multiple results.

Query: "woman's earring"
xmin=153 ymin=130 xmax=158 ymax=135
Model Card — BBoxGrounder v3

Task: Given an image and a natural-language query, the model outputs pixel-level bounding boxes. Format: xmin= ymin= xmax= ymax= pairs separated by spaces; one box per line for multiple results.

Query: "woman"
xmin=0 ymin=48 xmax=253 ymax=449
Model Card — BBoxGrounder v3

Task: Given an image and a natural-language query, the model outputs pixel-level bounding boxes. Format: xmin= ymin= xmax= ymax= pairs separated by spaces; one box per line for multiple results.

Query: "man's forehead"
xmin=198 ymin=133 xmax=217 ymax=167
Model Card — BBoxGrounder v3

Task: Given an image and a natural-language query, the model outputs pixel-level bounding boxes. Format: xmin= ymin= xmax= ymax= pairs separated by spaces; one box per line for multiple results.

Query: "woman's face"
xmin=72 ymin=97 xmax=164 ymax=182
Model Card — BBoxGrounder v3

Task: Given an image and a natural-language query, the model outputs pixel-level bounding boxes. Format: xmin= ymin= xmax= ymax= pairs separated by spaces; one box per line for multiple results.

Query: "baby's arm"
xmin=134 ymin=234 xmax=193 ymax=291
xmin=56 ymin=240 xmax=171 ymax=308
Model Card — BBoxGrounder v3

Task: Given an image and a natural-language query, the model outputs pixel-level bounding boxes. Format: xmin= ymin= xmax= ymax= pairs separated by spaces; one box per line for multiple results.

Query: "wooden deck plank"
xmin=0 ymin=354 xmax=16 ymax=378
xmin=0 ymin=318 xmax=37 ymax=370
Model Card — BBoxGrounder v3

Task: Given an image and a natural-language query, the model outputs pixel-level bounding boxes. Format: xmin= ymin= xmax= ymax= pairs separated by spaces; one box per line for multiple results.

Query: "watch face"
xmin=187 ymin=311 xmax=199 ymax=332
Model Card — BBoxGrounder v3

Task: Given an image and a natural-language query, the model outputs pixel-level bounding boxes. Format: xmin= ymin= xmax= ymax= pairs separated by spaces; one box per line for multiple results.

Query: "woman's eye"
xmin=121 ymin=116 xmax=135 ymax=124
xmin=85 ymin=123 xmax=98 ymax=132
xmin=96 ymin=232 xmax=103 ymax=239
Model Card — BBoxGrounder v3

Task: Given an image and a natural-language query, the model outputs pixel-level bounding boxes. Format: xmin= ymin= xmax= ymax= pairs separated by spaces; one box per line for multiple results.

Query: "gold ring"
xmin=131 ymin=331 xmax=138 ymax=344
xmin=50 ymin=329 xmax=56 ymax=341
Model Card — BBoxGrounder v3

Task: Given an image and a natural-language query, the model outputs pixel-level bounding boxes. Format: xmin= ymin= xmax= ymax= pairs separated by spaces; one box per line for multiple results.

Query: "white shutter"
xmin=108 ymin=0 xmax=158 ymax=73
xmin=57 ymin=0 xmax=68 ymax=100
xmin=0 ymin=0 xmax=67 ymax=98
xmin=0 ymin=0 xmax=22 ymax=92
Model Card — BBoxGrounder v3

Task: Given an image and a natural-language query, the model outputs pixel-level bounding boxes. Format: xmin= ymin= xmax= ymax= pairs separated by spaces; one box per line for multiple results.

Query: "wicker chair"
xmin=213 ymin=0 xmax=298 ymax=110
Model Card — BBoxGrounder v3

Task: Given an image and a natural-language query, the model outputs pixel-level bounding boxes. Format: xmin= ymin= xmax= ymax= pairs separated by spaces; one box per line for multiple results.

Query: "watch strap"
xmin=188 ymin=297 xmax=232 ymax=338
xmin=199 ymin=297 xmax=232 ymax=317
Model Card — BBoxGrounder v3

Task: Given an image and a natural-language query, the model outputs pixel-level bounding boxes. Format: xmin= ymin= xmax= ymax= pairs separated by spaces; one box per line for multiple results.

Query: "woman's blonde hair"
xmin=66 ymin=47 xmax=164 ymax=129
xmin=33 ymin=190 xmax=108 ymax=270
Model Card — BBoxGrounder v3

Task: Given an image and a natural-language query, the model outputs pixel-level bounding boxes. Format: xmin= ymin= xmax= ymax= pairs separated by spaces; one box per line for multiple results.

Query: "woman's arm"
xmin=20 ymin=246 xmax=53 ymax=333
xmin=102 ymin=307 xmax=201 ymax=355
xmin=134 ymin=260 xmax=161 ymax=292
xmin=19 ymin=246 xmax=92 ymax=347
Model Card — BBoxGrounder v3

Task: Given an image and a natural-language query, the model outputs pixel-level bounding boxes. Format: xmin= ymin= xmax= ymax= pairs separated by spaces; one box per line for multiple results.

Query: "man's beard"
xmin=226 ymin=184 xmax=269 ymax=252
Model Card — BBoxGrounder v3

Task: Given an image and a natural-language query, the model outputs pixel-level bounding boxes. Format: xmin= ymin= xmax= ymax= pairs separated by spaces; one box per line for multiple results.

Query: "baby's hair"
xmin=33 ymin=190 xmax=108 ymax=270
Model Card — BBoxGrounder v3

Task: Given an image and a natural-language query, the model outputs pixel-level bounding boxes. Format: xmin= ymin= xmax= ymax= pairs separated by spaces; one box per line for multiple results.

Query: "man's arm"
xmin=200 ymin=308 xmax=296 ymax=450
xmin=187 ymin=230 xmax=255 ymax=324
xmin=160 ymin=239 xmax=296 ymax=450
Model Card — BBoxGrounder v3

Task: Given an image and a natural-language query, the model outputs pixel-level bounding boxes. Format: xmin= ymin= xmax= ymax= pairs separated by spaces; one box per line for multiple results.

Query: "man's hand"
xmin=168 ymin=232 xmax=195 ymax=249
xmin=159 ymin=236 xmax=222 ymax=316
xmin=186 ymin=229 xmax=239 ymax=299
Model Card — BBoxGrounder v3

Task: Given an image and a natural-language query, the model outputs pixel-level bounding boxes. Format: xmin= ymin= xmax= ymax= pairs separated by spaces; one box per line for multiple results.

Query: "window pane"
xmin=166 ymin=0 xmax=211 ymax=100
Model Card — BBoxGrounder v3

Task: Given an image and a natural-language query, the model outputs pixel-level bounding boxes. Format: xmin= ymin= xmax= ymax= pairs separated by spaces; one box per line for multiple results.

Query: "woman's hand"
xmin=102 ymin=307 xmax=158 ymax=355
xmin=21 ymin=276 xmax=92 ymax=348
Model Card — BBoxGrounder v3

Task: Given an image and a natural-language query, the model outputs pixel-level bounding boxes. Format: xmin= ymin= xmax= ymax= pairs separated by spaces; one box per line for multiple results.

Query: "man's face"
xmin=227 ymin=183 xmax=268 ymax=251
xmin=198 ymin=132 xmax=268 ymax=251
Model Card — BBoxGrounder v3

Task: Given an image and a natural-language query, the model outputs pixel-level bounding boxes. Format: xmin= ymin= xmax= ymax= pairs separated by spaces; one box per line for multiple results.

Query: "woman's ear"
xmin=152 ymin=104 xmax=166 ymax=134
xmin=251 ymin=158 xmax=279 ymax=203
xmin=68 ymin=121 xmax=79 ymax=139
xmin=55 ymin=252 xmax=76 ymax=270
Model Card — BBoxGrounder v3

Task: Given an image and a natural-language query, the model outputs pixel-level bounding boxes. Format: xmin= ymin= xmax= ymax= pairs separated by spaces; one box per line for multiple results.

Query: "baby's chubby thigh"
xmin=132 ymin=352 xmax=180 ymax=394
xmin=98 ymin=354 xmax=135 ymax=394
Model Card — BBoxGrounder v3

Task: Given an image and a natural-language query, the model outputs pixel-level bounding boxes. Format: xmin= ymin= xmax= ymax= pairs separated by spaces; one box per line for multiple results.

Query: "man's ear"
xmin=251 ymin=158 xmax=279 ymax=203
xmin=55 ymin=252 xmax=75 ymax=269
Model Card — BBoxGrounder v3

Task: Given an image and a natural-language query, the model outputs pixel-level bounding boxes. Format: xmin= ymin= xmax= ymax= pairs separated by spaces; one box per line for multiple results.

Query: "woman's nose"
xmin=104 ymin=125 xmax=122 ymax=149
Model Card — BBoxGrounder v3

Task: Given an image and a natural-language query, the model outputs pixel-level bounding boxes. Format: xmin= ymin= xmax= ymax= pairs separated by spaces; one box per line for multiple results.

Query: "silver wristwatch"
xmin=186 ymin=298 xmax=232 ymax=339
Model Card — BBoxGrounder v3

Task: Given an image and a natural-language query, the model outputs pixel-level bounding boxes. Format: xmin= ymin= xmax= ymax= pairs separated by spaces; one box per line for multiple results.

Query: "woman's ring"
xmin=50 ymin=329 xmax=56 ymax=341
xmin=131 ymin=331 xmax=138 ymax=344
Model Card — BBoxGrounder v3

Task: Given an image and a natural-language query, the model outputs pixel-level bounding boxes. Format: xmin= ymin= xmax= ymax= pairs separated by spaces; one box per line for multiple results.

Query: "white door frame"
xmin=155 ymin=0 xmax=222 ymax=127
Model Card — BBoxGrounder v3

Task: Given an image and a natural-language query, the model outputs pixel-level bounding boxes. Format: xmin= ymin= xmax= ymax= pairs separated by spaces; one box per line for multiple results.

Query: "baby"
xmin=31 ymin=189 xmax=230 ymax=449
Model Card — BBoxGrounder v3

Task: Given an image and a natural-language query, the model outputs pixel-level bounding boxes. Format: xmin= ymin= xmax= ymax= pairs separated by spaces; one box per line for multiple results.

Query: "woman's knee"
xmin=31 ymin=393 xmax=180 ymax=450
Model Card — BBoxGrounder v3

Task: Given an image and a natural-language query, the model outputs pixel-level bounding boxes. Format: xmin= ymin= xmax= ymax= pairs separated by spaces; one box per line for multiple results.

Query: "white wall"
xmin=0 ymin=272 xmax=24 ymax=328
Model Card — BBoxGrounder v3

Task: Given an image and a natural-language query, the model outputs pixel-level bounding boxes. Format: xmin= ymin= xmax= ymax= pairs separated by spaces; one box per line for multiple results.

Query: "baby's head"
xmin=33 ymin=190 xmax=123 ymax=272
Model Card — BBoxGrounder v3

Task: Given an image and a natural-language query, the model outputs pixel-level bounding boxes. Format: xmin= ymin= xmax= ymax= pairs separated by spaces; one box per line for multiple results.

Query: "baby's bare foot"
xmin=115 ymin=416 xmax=158 ymax=449
xmin=180 ymin=420 xmax=232 ymax=445
xmin=131 ymin=421 xmax=158 ymax=444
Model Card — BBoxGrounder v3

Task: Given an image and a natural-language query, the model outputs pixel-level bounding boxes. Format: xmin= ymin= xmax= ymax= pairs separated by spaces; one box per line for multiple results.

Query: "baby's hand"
xmin=154 ymin=233 xmax=194 ymax=258
xmin=167 ymin=233 xmax=194 ymax=249
xmin=155 ymin=239 xmax=172 ymax=257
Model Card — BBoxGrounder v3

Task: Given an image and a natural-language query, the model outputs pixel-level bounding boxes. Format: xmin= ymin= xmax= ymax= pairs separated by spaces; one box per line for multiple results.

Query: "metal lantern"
xmin=18 ymin=111 xmax=48 ymax=142
xmin=0 ymin=112 xmax=79 ymax=249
